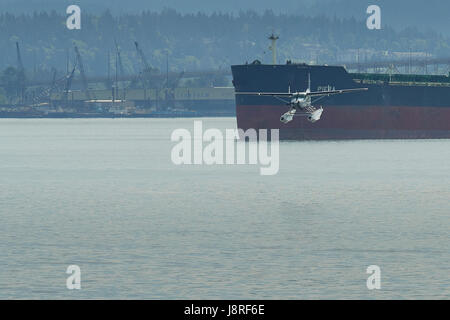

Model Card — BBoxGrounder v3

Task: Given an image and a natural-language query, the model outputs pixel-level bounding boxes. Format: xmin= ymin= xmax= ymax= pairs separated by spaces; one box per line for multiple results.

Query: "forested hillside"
xmin=1 ymin=9 xmax=448 ymax=81
xmin=308 ymin=0 xmax=450 ymax=35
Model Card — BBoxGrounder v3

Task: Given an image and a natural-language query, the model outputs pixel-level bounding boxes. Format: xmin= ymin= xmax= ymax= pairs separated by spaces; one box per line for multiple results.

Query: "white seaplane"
xmin=237 ymin=74 xmax=368 ymax=124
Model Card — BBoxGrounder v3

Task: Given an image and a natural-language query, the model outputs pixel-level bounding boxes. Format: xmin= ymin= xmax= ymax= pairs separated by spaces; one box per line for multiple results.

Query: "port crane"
xmin=114 ymin=39 xmax=126 ymax=80
xmin=32 ymin=65 xmax=76 ymax=105
xmin=73 ymin=45 xmax=92 ymax=101
xmin=134 ymin=41 xmax=151 ymax=73
xmin=134 ymin=41 xmax=156 ymax=88
xmin=237 ymin=74 xmax=368 ymax=124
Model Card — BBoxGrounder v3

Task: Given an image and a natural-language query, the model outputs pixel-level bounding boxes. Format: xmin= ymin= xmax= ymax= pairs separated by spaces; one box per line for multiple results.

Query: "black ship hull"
xmin=232 ymin=63 xmax=450 ymax=140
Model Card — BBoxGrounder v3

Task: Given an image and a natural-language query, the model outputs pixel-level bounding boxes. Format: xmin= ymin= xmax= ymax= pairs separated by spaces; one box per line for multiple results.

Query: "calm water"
xmin=0 ymin=118 xmax=448 ymax=299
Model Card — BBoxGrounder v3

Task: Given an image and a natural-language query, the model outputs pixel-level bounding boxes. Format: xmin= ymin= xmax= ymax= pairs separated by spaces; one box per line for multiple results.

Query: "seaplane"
xmin=237 ymin=74 xmax=368 ymax=124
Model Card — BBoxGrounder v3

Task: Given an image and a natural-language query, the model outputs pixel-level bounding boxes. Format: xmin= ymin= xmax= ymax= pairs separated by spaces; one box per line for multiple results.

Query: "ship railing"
xmin=353 ymin=78 xmax=450 ymax=87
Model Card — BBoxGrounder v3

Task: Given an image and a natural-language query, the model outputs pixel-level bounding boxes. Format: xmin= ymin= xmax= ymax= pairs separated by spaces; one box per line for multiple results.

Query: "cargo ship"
xmin=231 ymin=41 xmax=450 ymax=140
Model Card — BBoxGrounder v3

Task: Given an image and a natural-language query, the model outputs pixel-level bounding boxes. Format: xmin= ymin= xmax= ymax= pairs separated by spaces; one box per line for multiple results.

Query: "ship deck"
xmin=351 ymin=72 xmax=450 ymax=87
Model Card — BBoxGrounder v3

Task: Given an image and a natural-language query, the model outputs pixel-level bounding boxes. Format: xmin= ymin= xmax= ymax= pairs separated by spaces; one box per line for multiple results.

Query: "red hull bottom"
xmin=236 ymin=105 xmax=450 ymax=140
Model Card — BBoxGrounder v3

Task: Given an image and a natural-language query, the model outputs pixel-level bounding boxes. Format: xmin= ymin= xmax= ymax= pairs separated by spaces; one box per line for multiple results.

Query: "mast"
xmin=16 ymin=42 xmax=26 ymax=102
xmin=114 ymin=39 xmax=126 ymax=100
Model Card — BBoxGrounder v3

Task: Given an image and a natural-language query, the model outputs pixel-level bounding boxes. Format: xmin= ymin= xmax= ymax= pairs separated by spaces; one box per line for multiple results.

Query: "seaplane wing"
xmin=236 ymin=87 xmax=368 ymax=97
xmin=306 ymin=88 xmax=368 ymax=97
xmin=235 ymin=92 xmax=295 ymax=97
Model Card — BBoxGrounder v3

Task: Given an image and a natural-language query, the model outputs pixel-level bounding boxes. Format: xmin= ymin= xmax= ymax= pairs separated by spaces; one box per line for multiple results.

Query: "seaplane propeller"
xmin=236 ymin=74 xmax=368 ymax=124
